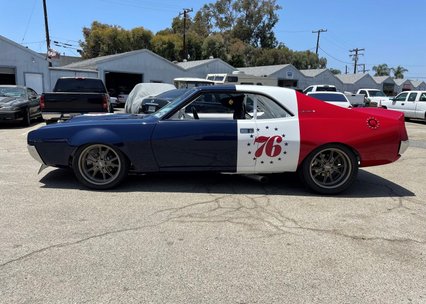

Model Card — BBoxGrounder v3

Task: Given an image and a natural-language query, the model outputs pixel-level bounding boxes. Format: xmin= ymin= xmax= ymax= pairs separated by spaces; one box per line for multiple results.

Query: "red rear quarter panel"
xmin=296 ymin=92 xmax=408 ymax=167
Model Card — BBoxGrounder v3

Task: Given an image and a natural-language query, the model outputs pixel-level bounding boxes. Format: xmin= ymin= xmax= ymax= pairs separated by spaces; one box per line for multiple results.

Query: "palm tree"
xmin=372 ymin=64 xmax=390 ymax=76
xmin=392 ymin=66 xmax=408 ymax=79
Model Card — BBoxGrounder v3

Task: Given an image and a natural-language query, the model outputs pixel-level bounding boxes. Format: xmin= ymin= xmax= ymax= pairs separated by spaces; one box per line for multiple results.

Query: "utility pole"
xmin=312 ymin=29 xmax=327 ymax=55
xmin=180 ymin=8 xmax=193 ymax=61
xmin=349 ymin=48 xmax=365 ymax=74
xmin=358 ymin=64 xmax=369 ymax=73
xmin=42 ymin=0 xmax=51 ymax=66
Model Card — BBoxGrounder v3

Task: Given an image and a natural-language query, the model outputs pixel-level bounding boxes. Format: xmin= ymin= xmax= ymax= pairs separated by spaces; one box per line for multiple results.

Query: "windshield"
xmin=0 ymin=87 xmax=26 ymax=98
xmin=152 ymin=89 xmax=196 ymax=119
xmin=310 ymin=93 xmax=348 ymax=102
xmin=156 ymin=89 xmax=189 ymax=99
xmin=369 ymin=90 xmax=386 ymax=97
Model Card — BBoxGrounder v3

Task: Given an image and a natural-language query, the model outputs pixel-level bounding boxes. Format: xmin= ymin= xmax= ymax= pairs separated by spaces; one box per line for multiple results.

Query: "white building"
xmin=0 ymin=35 xmax=50 ymax=93
xmin=176 ymin=58 xmax=236 ymax=78
xmin=335 ymin=73 xmax=377 ymax=93
xmin=238 ymin=64 xmax=304 ymax=89
xmin=299 ymin=69 xmax=344 ymax=92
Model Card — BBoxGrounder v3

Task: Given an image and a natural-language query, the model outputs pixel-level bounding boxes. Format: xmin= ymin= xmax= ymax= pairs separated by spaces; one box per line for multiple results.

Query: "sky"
xmin=1 ymin=0 xmax=426 ymax=80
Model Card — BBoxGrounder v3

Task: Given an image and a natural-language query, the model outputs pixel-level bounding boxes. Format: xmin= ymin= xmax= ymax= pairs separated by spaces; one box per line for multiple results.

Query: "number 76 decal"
xmin=254 ymin=135 xmax=283 ymax=157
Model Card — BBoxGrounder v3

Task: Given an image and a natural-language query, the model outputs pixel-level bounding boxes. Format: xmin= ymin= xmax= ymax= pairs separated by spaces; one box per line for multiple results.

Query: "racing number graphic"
xmin=254 ymin=135 xmax=283 ymax=158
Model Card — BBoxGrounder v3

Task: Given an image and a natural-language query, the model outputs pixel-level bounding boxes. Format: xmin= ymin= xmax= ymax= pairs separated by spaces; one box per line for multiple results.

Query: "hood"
xmin=0 ymin=96 xmax=24 ymax=105
xmin=66 ymin=113 xmax=149 ymax=123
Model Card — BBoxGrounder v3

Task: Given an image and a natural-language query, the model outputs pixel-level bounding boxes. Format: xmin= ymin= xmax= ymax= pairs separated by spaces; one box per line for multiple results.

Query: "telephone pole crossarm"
xmin=312 ymin=29 xmax=327 ymax=55
xmin=349 ymin=48 xmax=365 ymax=74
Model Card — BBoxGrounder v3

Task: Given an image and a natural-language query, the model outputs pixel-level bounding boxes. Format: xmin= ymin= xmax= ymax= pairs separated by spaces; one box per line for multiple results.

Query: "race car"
xmin=27 ymin=85 xmax=409 ymax=194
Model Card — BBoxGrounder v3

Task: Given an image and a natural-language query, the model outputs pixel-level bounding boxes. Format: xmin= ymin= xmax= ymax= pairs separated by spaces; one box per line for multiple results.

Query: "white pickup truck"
xmin=356 ymin=89 xmax=391 ymax=107
xmin=381 ymin=91 xmax=426 ymax=121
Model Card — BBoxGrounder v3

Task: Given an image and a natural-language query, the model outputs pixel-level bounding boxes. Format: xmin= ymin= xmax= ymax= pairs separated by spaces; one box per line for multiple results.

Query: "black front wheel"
xmin=299 ymin=144 xmax=358 ymax=195
xmin=72 ymin=144 xmax=129 ymax=190
xmin=22 ymin=108 xmax=31 ymax=126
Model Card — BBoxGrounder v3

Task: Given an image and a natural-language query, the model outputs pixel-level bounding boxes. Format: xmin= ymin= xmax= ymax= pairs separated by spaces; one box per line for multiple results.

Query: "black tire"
xmin=299 ymin=144 xmax=358 ymax=195
xmin=22 ymin=108 xmax=31 ymax=126
xmin=72 ymin=144 xmax=129 ymax=190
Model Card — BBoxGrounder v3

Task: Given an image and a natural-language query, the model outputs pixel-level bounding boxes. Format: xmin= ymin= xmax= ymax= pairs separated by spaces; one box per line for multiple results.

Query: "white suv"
xmin=303 ymin=84 xmax=337 ymax=94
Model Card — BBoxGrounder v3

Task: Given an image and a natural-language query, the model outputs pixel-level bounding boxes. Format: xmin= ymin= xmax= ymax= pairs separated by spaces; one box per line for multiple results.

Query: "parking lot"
xmin=0 ymin=120 xmax=425 ymax=303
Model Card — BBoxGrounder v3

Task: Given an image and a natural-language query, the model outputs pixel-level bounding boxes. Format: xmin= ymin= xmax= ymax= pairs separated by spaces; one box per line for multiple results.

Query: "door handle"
xmin=240 ymin=128 xmax=254 ymax=134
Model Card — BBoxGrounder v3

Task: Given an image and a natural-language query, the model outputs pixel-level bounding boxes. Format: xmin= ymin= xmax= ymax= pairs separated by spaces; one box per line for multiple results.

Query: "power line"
xmin=21 ymin=0 xmax=37 ymax=44
xmin=319 ymin=47 xmax=353 ymax=64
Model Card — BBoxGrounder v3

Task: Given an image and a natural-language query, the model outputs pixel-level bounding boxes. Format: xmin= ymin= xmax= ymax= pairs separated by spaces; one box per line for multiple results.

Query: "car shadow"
xmin=39 ymin=168 xmax=414 ymax=198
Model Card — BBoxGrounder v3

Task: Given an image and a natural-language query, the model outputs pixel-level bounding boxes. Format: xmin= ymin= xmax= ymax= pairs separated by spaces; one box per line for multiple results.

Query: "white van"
xmin=206 ymin=71 xmax=277 ymax=86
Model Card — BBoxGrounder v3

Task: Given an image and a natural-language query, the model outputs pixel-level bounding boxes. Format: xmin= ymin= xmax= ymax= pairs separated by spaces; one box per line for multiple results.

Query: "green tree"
xmin=199 ymin=0 xmax=280 ymax=48
xmin=202 ymin=33 xmax=227 ymax=60
xmin=129 ymin=27 xmax=153 ymax=50
xmin=80 ymin=21 xmax=153 ymax=58
xmin=151 ymin=33 xmax=182 ymax=62
xmin=372 ymin=64 xmax=391 ymax=76
xmin=392 ymin=65 xmax=408 ymax=79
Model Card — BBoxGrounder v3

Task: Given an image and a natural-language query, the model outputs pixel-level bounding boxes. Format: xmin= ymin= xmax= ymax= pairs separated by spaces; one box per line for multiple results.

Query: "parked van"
xmin=173 ymin=77 xmax=215 ymax=89
xmin=206 ymin=71 xmax=278 ymax=86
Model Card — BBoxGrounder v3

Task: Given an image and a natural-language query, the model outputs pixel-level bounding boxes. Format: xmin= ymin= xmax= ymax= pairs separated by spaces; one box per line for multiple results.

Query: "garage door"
xmin=25 ymin=73 xmax=44 ymax=93
xmin=0 ymin=67 xmax=16 ymax=85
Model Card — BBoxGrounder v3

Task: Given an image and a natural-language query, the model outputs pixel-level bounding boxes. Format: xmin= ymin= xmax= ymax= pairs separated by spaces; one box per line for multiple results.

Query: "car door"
xmin=404 ymin=92 xmax=418 ymax=118
xmin=391 ymin=92 xmax=408 ymax=113
xmin=415 ymin=92 xmax=426 ymax=119
xmin=236 ymin=93 xmax=300 ymax=174
xmin=151 ymin=92 xmax=240 ymax=171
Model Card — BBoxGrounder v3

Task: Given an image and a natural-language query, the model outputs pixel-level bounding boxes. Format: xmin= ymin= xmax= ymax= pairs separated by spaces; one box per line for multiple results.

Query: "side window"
xmin=27 ymin=88 xmax=37 ymax=99
xmin=408 ymin=93 xmax=417 ymax=102
xmin=359 ymin=90 xmax=367 ymax=96
xmin=169 ymin=92 xmax=235 ymax=120
xmin=247 ymin=93 xmax=291 ymax=119
xmin=395 ymin=93 xmax=408 ymax=101
xmin=420 ymin=93 xmax=426 ymax=102
xmin=168 ymin=92 xmax=291 ymax=121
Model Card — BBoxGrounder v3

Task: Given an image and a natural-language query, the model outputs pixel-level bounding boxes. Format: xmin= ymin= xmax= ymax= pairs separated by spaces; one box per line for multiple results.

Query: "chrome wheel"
xmin=309 ymin=148 xmax=351 ymax=189
xmin=300 ymin=145 xmax=358 ymax=194
xmin=75 ymin=144 xmax=127 ymax=188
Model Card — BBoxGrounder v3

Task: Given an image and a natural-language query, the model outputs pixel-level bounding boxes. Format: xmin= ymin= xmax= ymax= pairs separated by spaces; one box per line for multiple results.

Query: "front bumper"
xmin=27 ymin=145 xmax=45 ymax=165
xmin=0 ymin=109 xmax=24 ymax=122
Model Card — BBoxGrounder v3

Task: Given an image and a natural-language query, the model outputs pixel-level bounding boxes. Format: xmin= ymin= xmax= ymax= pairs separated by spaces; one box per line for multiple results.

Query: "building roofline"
xmin=0 ymin=35 xmax=47 ymax=61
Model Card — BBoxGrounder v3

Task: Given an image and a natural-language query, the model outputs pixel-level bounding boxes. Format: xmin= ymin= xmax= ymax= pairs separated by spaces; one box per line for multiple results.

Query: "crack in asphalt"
xmin=155 ymin=191 xmax=426 ymax=244
xmin=2 ymin=177 xmax=425 ymax=268
xmin=0 ymin=221 xmax=166 ymax=269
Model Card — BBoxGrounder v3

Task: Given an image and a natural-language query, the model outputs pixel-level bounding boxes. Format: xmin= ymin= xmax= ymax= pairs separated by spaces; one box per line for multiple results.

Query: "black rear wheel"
xmin=299 ymin=144 xmax=358 ymax=194
xmin=72 ymin=144 xmax=129 ymax=190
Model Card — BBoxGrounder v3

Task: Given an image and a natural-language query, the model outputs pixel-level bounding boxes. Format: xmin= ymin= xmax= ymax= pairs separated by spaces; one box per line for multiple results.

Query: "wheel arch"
xmin=298 ymin=142 xmax=360 ymax=170
xmin=67 ymin=129 xmax=131 ymax=167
